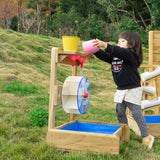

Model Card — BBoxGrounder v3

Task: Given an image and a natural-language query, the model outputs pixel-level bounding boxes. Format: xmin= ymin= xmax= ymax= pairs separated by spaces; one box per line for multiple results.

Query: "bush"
xmin=80 ymin=14 xmax=105 ymax=40
xmin=112 ymin=16 xmax=140 ymax=43
xmin=51 ymin=9 xmax=106 ymax=40
xmin=51 ymin=7 xmax=80 ymax=37
xmin=24 ymin=107 xmax=48 ymax=127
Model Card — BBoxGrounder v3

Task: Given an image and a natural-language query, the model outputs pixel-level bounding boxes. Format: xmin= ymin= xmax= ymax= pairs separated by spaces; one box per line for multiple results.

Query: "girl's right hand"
xmin=92 ymin=39 xmax=108 ymax=49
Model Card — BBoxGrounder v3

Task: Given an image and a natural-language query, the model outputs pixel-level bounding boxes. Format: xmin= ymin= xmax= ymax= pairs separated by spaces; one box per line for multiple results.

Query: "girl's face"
xmin=117 ymin=38 xmax=129 ymax=48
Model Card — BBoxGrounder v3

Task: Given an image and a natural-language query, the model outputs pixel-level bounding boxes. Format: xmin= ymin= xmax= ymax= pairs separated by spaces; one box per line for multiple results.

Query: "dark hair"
xmin=119 ymin=31 xmax=143 ymax=67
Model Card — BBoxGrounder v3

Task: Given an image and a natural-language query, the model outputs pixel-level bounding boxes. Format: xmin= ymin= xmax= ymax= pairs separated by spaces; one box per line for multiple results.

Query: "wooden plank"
xmin=152 ymin=48 xmax=160 ymax=53
xmin=56 ymin=120 xmax=124 ymax=129
xmin=140 ymin=64 xmax=159 ymax=69
xmin=56 ymin=121 xmax=76 ymax=129
xmin=127 ymin=115 xmax=141 ymax=136
xmin=59 ymin=56 xmax=80 ymax=66
xmin=149 ymin=31 xmax=160 ymax=65
xmin=149 ymin=31 xmax=154 ymax=65
xmin=77 ymin=120 xmax=122 ymax=126
xmin=58 ymin=49 xmax=94 ymax=65
xmin=58 ymin=55 xmax=68 ymax=63
xmin=152 ymin=39 xmax=160 ymax=45
xmin=56 ymin=85 xmax=62 ymax=105
xmin=56 ymin=120 xmax=129 ymax=143
xmin=58 ymin=50 xmax=84 ymax=55
xmin=48 ymin=47 xmax=58 ymax=130
xmin=153 ymin=54 xmax=160 ymax=62
xmin=72 ymin=65 xmax=77 ymax=76
xmin=147 ymin=123 xmax=160 ymax=137
xmin=46 ymin=129 xmax=120 ymax=154
xmin=47 ymin=120 xmax=130 ymax=154
xmin=114 ymin=125 xmax=129 ymax=145
xmin=58 ymin=50 xmax=95 ymax=59
xmin=153 ymin=32 xmax=160 ymax=39
xmin=121 ymin=124 xmax=130 ymax=143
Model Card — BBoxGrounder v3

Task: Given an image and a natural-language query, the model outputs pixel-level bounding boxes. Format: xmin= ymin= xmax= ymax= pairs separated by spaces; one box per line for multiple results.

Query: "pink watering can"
xmin=82 ymin=39 xmax=99 ymax=55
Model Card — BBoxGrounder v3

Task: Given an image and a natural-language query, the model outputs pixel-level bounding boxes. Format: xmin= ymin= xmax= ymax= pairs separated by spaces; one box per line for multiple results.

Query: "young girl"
xmin=93 ymin=31 xmax=154 ymax=149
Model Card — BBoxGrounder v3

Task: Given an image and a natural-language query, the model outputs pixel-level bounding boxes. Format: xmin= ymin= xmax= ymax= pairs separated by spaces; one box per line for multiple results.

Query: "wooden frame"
xmin=148 ymin=31 xmax=160 ymax=66
xmin=127 ymin=67 xmax=160 ymax=136
xmin=141 ymin=31 xmax=160 ymax=98
xmin=47 ymin=120 xmax=129 ymax=155
xmin=48 ymin=47 xmax=94 ymax=129
xmin=127 ymin=115 xmax=160 ymax=138
xmin=140 ymin=67 xmax=160 ymax=115
xmin=127 ymin=65 xmax=160 ymax=116
xmin=46 ymin=47 xmax=129 ymax=155
xmin=127 ymin=31 xmax=160 ymax=137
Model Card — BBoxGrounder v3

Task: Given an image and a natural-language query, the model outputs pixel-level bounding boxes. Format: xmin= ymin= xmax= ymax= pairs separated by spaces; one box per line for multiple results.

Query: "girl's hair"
xmin=119 ymin=31 xmax=143 ymax=67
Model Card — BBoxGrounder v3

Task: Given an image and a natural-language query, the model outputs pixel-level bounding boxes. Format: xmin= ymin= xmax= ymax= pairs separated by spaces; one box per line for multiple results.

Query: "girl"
xmin=93 ymin=31 xmax=154 ymax=149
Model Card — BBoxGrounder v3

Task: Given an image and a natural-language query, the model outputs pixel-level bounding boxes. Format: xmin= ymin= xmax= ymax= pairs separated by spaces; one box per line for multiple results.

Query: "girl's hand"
xmin=92 ymin=39 xmax=108 ymax=49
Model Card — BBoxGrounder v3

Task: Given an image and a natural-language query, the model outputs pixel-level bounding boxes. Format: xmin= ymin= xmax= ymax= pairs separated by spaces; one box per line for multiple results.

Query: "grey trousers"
xmin=116 ymin=101 xmax=148 ymax=137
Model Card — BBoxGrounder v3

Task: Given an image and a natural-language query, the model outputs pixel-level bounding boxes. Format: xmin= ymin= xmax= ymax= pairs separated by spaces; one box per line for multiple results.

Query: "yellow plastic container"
xmin=62 ymin=36 xmax=80 ymax=51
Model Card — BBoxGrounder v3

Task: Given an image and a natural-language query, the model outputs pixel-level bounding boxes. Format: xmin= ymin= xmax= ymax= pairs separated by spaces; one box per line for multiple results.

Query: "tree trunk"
xmin=17 ymin=1 xmax=22 ymax=32
xmin=143 ymin=0 xmax=153 ymax=26
xmin=49 ymin=0 xmax=52 ymax=21
xmin=36 ymin=2 xmax=41 ymax=34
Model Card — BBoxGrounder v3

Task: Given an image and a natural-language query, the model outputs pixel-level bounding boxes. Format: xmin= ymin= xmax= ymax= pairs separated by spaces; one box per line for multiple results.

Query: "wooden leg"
xmin=70 ymin=114 xmax=75 ymax=121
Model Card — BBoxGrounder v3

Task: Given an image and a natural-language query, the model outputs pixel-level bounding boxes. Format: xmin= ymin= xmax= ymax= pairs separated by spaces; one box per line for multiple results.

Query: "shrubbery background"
xmin=1 ymin=0 xmax=160 ymax=47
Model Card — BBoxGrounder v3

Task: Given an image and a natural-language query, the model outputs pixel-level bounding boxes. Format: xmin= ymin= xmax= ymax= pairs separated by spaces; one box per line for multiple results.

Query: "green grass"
xmin=0 ymin=28 xmax=160 ymax=160
xmin=0 ymin=80 xmax=38 ymax=95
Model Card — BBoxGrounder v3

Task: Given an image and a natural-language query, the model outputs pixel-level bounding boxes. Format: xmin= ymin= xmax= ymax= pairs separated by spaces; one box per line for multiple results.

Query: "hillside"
xmin=0 ymin=28 xmax=159 ymax=160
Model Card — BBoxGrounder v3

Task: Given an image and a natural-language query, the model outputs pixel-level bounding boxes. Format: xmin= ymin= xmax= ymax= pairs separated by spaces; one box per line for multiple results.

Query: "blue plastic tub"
xmin=144 ymin=116 xmax=160 ymax=124
xmin=60 ymin=122 xmax=121 ymax=135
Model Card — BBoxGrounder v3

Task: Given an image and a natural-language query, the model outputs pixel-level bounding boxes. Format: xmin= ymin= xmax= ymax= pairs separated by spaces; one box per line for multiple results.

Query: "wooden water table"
xmin=127 ymin=31 xmax=160 ymax=138
xmin=46 ymin=47 xmax=130 ymax=155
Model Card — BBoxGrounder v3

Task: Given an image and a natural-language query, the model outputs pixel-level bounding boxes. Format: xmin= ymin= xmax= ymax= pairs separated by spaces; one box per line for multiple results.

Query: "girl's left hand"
xmin=92 ymin=39 xmax=108 ymax=49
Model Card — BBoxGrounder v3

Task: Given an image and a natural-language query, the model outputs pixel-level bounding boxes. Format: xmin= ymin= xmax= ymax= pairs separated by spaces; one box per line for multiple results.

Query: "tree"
xmin=0 ymin=0 xmax=17 ymax=29
xmin=17 ymin=0 xmax=30 ymax=32
xmin=144 ymin=0 xmax=160 ymax=29
xmin=97 ymin=0 xmax=152 ymax=30
xmin=22 ymin=8 xmax=36 ymax=33
xmin=26 ymin=0 xmax=59 ymax=34
xmin=58 ymin=0 xmax=106 ymax=18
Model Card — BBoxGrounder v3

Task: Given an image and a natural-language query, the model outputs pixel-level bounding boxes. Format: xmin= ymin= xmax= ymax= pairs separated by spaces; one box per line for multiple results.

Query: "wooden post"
xmin=72 ymin=65 xmax=77 ymax=76
xmin=148 ymin=31 xmax=153 ymax=69
xmin=48 ymin=47 xmax=58 ymax=130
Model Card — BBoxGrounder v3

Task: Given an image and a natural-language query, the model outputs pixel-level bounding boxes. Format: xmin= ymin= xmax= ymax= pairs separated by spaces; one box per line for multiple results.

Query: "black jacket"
xmin=94 ymin=44 xmax=141 ymax=90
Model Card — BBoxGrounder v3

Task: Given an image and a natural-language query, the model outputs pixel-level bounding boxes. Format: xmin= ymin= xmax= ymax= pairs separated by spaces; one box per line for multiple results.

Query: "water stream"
xmin=78 ymin=60 xmax=108 ymax=89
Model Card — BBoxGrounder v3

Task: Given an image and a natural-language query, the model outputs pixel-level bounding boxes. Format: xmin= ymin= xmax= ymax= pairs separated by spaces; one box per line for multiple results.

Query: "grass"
xmin=0 ymin=80 xmax=38 ymax=95
xmin=0 ymin=28 xmax=160 ymax=159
